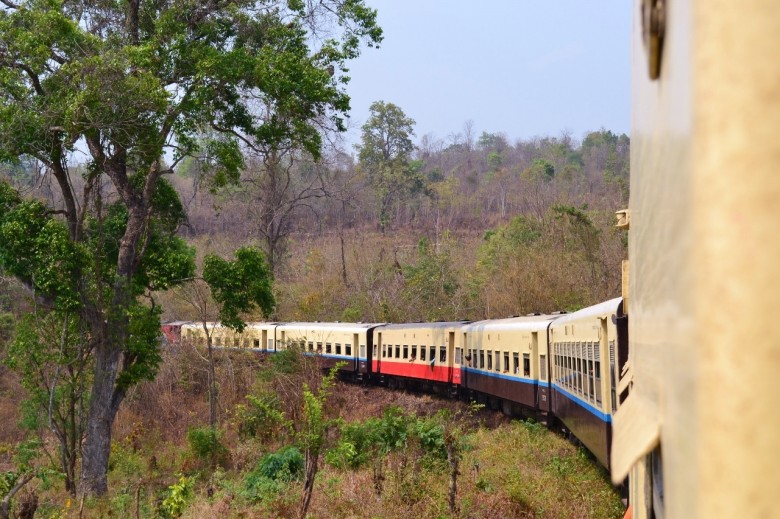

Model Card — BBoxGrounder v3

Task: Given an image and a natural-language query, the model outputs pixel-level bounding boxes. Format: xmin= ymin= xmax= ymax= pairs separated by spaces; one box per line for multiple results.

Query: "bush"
xmin=186 ymin=426 xmax=229 ymax=467
xmin=234 ymin=393 xmax=290 ymax=441
xmin=254 ymin=446 xmax=304 ymax=482
xmin=243 ymin=446 xmax=304 ymax=504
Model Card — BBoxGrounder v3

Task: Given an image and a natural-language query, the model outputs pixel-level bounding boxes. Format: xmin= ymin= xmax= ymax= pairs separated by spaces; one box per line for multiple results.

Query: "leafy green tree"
xmin=4 ymin=311 xmax=92 ymax=495
xmin=402 ymin=236 xmax=460 ymax=321
xmin=358 ymin=101 xmax=427 ymax=232
xmin=0 ymin=0 xmax=381 ymax=496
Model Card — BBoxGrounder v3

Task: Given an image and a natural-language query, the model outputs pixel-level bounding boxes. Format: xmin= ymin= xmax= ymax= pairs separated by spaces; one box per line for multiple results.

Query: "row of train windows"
xmin=380 ymin=344 xmax=448 ymax=363
xmin=553 ymin=342 xmax=603 ymax=407
xmin=466 ymin=350 xmax=529 ymax=376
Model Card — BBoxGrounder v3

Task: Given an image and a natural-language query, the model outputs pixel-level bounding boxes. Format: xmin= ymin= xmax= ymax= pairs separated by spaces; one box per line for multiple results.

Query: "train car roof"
xmin=548 ymin=298 xmax=623 ymax=326
xmin=275 ymin=322 xmax=382 ymax=333
xmin=376 ymin=321 xmax=469 ymax=331
xmin=463 ymin=314 xmax=559 ymax=333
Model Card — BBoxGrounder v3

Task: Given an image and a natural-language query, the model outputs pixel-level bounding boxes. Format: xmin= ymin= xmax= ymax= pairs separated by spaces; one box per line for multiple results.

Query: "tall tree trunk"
xmin=79 ymin=341 xmax=123 ymax=496
xmin=299 ymin=451 xmax=318 ymax=519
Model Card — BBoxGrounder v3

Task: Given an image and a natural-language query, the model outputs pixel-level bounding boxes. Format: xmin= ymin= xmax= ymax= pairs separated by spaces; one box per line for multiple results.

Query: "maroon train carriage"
xmin=462 ymin=314 xmax=557 ymax=416
xmin=548 ymin=298 xmax=626 ymax=469
xmin=161 ymin=321 xmax=189 ymax=345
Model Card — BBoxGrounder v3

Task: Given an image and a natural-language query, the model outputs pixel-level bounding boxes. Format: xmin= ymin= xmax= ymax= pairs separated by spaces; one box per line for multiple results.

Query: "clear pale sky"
xmin=343 ymin=1 xmax=632 ymax=146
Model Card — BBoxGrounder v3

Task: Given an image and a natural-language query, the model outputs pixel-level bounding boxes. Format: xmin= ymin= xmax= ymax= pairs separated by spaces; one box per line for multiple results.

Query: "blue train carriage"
xmin=372 ymin=321 xmax=468 ymax=393
xmin=548 ymin=298 xmax=626 ymax=469
xmin=275 ymin=322 xmax=379 ymax=377
xmin=462 ymin=315 xmax=558 ymax=417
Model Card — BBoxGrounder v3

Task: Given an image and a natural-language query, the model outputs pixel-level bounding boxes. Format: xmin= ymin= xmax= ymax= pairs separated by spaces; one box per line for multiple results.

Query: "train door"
xmin=534 ymin=331 xmax=548 ymax=411
xmin=599 ymin=317 xmax=611 ymax=414
xmin=375 ymin=332 xmax=382 ymax=374
xmin=447 ymin=331 xmax=455 ymax=384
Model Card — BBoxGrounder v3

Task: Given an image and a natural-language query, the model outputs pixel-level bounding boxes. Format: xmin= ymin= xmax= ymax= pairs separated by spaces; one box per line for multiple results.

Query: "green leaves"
xmin=202 ymin=246 xmax=275 ymax=332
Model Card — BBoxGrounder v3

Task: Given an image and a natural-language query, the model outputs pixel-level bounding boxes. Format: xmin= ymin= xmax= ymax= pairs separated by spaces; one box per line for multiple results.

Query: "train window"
xmin=403 ymin=345 xmax=408 ymax=359
xmin=503 ymin=352 xmax=509 ymax=372
xmin=395 ymin=345 xmax=401 ymax=358
xmin=336 ymin=343 xmax=342 ymax=355
xmin=234 ymin=338 xmax=239 ymax=347
xmin=269 ymin=339 xmax=274 ymax=351
xmin=523 ymin=353 xmax=530 ymax=377
xmin=420 ymin=346 xmax=426 ymax=361
xmin=440 ymin=346 xmax=446 ymax=362
xmin=540 ymin=355 xmax=547 ymax=379
xmin=215 ymin=336 xmax=221 ymax=346
xmin=346 ymin=343 xmax=352 ymax=356
xmin=430 ymin=346 xmax=436 ymax=363
xmin=381 ymin=345 xmax=386 ymax=358
xmin=308 ymin=341 xmax=314 ymax=352
xmin=513 ymin=353 xmax=519 ymax=374
xmin=487 ymin=351 xmax=493 ymax=370
xmin=455 ymin=348 xmax=462 ymax=364
xmin=254 ymin=339 xmax=260 ymax=348
xmin=411 ymin=345 xmax=417 ymax=360
xmin=479 ymin=350 xmax=485 ymax=369
xmin=326 ymin=343 xmax=332 ymax=354
xmin=316 ymin=342 xmax=322 ymax=353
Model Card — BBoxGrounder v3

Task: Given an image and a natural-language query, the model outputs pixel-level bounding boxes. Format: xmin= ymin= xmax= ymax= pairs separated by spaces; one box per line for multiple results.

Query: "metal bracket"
xmin=641 ymin=0 xmax=666 ymax=80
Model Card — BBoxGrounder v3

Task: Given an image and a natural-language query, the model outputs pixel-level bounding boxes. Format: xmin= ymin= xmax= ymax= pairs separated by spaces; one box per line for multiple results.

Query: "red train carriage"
xmin=371 ymin=322 xmax=468 ymax=391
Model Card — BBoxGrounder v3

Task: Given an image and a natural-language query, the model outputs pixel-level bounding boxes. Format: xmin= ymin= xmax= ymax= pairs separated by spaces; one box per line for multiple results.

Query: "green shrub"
xmin=254 ymin=446 xmax=303 ymax=482
xmin=160 ymin=474 xmax=193 ymax=518
xmin=186 ymin=426 xmax=229 ymax=466
xmin=234 ymin=393 xmax=290 ymax=440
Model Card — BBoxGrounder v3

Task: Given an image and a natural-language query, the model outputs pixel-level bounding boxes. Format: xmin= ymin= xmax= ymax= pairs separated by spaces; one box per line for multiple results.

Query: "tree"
xmin=358 ymin=101 xmax=427 ymax=232
xmin=4 ymin=311 xmax=92 ymax=496
xmin=0 ymin=0 xmax=381 ymax=496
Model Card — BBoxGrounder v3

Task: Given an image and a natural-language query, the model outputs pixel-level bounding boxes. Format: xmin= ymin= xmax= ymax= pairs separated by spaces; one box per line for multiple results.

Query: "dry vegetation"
xmin=0 ymin=347 xmax=622 ymax=518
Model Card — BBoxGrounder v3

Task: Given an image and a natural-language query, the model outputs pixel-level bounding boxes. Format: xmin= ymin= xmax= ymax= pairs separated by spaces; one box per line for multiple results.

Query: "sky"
xmin=342 ymin=1 xmax=632 ymax=147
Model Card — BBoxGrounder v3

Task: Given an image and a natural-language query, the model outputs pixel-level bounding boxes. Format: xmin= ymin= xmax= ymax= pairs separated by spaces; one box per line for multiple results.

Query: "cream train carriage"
xmin=613 ymin=1 xmax=780 ymax=517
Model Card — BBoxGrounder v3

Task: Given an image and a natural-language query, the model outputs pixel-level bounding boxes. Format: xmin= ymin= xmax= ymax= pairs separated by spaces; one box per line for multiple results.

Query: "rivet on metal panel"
xmin=641 ymin=0 xmax=665 ymax=80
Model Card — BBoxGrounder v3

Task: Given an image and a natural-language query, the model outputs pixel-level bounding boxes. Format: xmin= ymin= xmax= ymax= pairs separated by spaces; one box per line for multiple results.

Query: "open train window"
xmin=346 ymin=343 xmax=352 ymax=356
xmin=479 ymin=351 xmax=485 ymax=369
xmin=487 ymin=351 xmax=493 ymax=370
xmin=395 ymin=345 xmax=401 ymax=358
xmin=254 ymin=339 xmax=260 ymax=348
xmin=503 ymin=352 xmax=509 ymax=372
xmin=523 ymin=353 xmax=530 ymax=377
xmin=495 ymin=351 xmax=500 ymax=372
xmin=403 ymin=345 xmax=408 ymax=359
xmin=326 ymin=343 xmax=332 ymax=354
xmin=420 ymin=346 xmax=426 ymax=361
xmin=336 ymin=343 xmax=341 ymax=355
xmin=308 ymin=341 xmax=314 ymax=352
xmin=411 ymin=345 xmax=417 ymax=360
xmin=440 ymin=346 xmax=446 ymax=362
xmin=430 ymin=346 xmax=436 ymax=362
xmin=513 ymin=353 xmax=519 ymax=374
xmin=316 ymin=342 xmax=322 ymax=353
xmin=381 ymin=345 xmax=386 ymax=358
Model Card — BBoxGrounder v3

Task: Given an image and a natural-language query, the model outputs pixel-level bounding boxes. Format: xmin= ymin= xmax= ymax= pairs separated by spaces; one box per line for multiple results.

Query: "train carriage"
xmin=275 ymin=322 xmax=379 ymax=376
xmin=372 ymin=322 xmax=467 ymax=389
xmin=549 ymin=298 xmax=625 ymax=469
xmin=462 ymin=315 xmax=557 ymax=415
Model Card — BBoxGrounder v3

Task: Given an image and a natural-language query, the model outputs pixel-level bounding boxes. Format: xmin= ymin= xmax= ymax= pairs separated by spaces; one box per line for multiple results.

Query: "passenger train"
xmin=162 ymin=297 xmax=627 ymax=473
xmin=164 ymin=2 xmax=780 ymax=518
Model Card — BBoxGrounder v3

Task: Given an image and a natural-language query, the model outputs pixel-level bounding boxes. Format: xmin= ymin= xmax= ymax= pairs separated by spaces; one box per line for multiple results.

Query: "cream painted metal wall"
xmin=612 ymin=1 xmax=780 ymax=517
